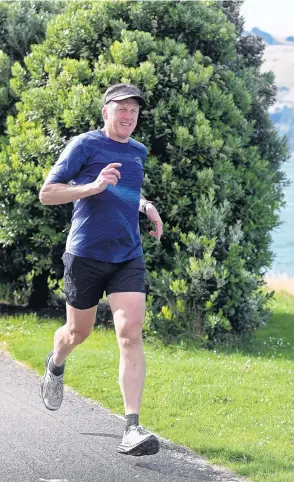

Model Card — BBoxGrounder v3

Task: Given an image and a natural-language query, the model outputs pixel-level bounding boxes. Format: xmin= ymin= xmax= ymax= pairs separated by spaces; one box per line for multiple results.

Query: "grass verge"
xmin=0 ymin=292 xmax=293 ymax=482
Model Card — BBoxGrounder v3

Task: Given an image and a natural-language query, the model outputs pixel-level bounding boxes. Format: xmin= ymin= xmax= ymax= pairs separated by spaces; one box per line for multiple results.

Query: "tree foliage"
xmin=0 ymin=0 xmax=289 ymax=341
xmin=0 ymin=1 xmax=64 ymax=63
xmin=0 ymin=1 xmax=65 ymax=134
xmin=0 ymin=0 xmax=65 ymax=305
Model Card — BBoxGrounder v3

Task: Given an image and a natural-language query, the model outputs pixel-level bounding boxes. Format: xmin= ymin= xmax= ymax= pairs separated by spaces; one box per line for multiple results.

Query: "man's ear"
xmin=102 ymin=106 xmax=108 ymax=120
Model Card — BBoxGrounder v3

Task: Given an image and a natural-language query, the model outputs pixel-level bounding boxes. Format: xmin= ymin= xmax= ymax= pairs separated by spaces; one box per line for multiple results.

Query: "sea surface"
xmin=270 ymin=155 xmax=294 ymax=276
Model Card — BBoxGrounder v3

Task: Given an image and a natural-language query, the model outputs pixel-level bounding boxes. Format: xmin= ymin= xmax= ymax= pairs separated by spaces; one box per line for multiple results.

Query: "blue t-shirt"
xmin=48 ymin=130 xmax=148 ymax=263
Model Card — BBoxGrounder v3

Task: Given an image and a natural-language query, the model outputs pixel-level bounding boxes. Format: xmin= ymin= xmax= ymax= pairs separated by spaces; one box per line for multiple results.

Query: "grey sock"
xmin=49 ymin=355 xmax=65 ymax=376
xmin=125 ymin=413 xmax=139 ymax=430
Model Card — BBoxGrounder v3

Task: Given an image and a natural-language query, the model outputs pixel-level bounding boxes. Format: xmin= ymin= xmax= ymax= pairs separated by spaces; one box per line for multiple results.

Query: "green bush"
xmin=0 ymin=0 xmax=289 ymax=341
xmin=0 ymin=1 xmax=65 ymax=134
xmin=0 ymin=1 xmax=65 ymax=306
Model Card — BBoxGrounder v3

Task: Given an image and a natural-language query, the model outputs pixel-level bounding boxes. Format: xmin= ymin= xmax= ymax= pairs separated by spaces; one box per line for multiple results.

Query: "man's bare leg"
xmin=40 ymin=304 xmax=96 ymax=410
xmin=53 ymin=304 xmax=97 ymax=365
xmin=108 ymin=292 xmax=159 ymax=456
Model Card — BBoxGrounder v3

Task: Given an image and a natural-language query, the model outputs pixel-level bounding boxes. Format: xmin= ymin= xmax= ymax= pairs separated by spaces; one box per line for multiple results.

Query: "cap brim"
xmin=106 ymin=94 xmax=146 ymax=107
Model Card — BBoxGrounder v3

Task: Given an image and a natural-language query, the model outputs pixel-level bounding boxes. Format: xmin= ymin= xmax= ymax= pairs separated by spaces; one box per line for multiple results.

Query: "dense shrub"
xmin=0 ymin=1 xmax=289 ymax=341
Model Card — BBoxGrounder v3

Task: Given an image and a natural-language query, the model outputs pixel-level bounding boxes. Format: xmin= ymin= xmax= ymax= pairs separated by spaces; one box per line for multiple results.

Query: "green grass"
xmin=0 ymin=292 xmax=294 ymax=482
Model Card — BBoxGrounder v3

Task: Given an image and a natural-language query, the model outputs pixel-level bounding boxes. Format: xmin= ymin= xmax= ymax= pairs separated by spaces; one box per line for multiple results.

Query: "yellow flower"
xmin=161 ymin=305 xmax=172 ymax=320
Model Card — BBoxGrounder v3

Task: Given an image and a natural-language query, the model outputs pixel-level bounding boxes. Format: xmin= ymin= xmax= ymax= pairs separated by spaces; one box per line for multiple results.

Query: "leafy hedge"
xmin=0 ymin=0 xmax=289 ymax=342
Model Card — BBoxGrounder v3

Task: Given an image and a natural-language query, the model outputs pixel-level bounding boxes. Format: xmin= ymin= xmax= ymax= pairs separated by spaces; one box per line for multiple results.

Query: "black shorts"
xmin=62 ymin=252 xmax=147 ymax=310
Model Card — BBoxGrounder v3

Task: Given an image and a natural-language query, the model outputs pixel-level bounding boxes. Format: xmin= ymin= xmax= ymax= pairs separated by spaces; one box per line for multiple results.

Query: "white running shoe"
xmin=40 ymin=351 xmax=64 ymax=411
xmin=118 ymin=425 xmax=159 ymax=456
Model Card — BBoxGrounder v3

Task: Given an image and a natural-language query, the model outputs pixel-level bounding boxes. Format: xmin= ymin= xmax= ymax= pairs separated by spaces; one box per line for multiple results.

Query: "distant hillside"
xmin=248 ymin=28 xmax=294 ymax=46
xmin=261 ymin=44 xmax=294 ymax=151
xmin=251 ymin=27 xmax=282 ymax=45
xmin=242 ymin=28 xmax=294 ymax=151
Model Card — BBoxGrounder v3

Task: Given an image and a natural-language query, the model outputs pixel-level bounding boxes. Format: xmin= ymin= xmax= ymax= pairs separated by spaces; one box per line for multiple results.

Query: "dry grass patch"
xmin=265 ymin=273 xmax=294 ymax=294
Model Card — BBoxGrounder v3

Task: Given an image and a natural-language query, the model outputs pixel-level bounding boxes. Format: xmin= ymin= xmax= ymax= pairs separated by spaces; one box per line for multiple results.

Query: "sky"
xmin=240 ymin=0 xmax=294 ymax=38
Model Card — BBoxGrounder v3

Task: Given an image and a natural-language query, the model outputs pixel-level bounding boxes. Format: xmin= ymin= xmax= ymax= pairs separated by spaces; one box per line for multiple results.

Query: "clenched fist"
xmin=92 ymin=163 xmax=122 ymax=194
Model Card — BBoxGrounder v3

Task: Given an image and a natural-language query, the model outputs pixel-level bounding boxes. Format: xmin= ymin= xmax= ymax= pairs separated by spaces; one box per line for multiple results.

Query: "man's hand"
xmin=92 ymin=163 xmax=122 ymax=194
xmin=146 ymin=203 xmax=163 ymax=241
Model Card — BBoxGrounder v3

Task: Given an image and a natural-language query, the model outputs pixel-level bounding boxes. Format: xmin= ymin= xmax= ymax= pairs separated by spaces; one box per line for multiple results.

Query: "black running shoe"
xmin=118 ymin=425 xmax=159 ymax=456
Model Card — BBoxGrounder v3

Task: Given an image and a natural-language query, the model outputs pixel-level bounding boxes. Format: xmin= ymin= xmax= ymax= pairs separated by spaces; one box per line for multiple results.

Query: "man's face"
xmin=102 ymin=98 xmax=140 ymax=142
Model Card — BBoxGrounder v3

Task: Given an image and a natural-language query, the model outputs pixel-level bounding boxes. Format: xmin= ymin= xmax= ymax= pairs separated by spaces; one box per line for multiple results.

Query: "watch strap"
xmin=141 ymin=200 xmax=153 ymax=213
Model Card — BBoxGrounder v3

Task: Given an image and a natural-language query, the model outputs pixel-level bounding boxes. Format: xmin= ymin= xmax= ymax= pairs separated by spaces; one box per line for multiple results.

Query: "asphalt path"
xmin=0 ymin=351 xmax=248 ymax=482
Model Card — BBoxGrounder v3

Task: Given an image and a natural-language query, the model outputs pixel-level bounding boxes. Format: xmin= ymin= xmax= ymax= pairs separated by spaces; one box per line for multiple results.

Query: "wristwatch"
xmin=141 ymin=200 xmax=153 ymax=213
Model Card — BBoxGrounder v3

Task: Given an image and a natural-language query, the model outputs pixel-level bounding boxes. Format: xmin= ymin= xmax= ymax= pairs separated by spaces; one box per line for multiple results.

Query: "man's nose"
xmin=122 ymin=113 xmax=133 ymax=121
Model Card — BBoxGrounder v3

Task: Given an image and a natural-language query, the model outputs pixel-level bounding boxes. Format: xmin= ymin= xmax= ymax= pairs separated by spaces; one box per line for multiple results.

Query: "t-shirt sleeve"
xmin=47 ymin=136 xmax=87 ymax=184
xmin=141 ymin=145 xmax=148 ymax=167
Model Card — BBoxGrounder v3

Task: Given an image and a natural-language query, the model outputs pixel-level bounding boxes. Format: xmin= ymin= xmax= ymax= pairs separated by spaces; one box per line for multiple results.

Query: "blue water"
xmin=270 ymin=155 xmax=294 ymax=276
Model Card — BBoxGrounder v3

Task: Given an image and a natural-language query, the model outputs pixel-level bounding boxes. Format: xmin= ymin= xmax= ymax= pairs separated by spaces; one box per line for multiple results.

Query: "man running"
xmin=39 ymin=83 xmax=163 ymax=456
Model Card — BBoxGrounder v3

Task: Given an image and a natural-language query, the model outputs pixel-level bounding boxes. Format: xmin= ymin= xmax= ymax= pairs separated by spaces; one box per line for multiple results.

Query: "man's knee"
xmin=117 ymin=319 xmax=142 ymax=348
xmin=66 ymin=327 xmax=91 ymax=346
xmin=64 ymin=304 xmax=96 ymax=346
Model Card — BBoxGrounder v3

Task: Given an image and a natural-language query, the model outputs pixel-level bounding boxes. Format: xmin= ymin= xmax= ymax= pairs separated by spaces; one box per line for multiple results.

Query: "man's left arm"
xmin=139 ymin=193 xmax=163 ymax=241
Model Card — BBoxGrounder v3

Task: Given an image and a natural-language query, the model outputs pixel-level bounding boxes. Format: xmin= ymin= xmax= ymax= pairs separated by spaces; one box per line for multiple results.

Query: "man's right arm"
xmin=39 ymin=163 xmax=122 ymax=206
xmin=39 ymin=181 xmax=100 ymax=205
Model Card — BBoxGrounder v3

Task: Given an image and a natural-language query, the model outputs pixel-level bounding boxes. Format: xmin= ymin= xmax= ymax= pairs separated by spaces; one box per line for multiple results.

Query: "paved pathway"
xmin=0 ymin=351 xmax=248 ymax=482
